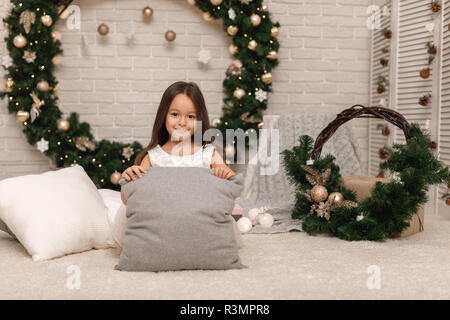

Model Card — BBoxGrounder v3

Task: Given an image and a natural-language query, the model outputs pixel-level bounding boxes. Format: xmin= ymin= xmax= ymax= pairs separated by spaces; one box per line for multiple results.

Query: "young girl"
xmin=114 ymin=81 xmax=242 ymax=248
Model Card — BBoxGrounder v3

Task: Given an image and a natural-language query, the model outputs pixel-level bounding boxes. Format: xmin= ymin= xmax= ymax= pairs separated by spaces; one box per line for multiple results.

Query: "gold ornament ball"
xmin=266 ymin=50 xmax=278 ymax=60
xmin=37 ymin=80 xmax=50 ymax=92
xmin=250 ymin=14 xmax=262 ymax=27
xmin=165 ymin=30 xmax=176 ymax=42
xmin=270 ymin=26 xmax=279 ymax=37
xmin=13 ymin=34 xmax=27 ymax=48
xmin=212 ymin=118 xmax=222 ymax=126
xmin=261 ymin=72 xmax=273 ymax=84
xmin=203 ymin=12 xmax=214 ymax=22
xmin=248 ymin=40 xmax=258 ymax=51
xmin=52 ymin=55 xmax=61 ymax=65
xmin=187 ymin=0 xmax=196 ymax=5
xmin=228 ymin=44 xmax=238 ymax=55
xmin=3 ymin=22 xmax=12 ymax=32
xmin=98 ymin=23 xmax=110 ymax=36
xmin=142 ymin=6 xmax=154 ymax=19
xmin=311 ymin=185 xmax=329 ymax=203
xmin=227 ymin=25 xmax=239 ymax=36
xmin=5 ymin=77 xmax=14 ymax=92
xmin=233 ymin=88 xmax=245 ymax=100
xmin=16 ymin=110 xmax=30 ymax=122
xmin=210 ymin=0 xmax=222 ymax=5
xmin=261 ymin=3 xmax=269 ymax=12
xmin=110 ymin=171 xmax=122 ymax=185
xmin=57 ymin=119 xmax=70 ymax=132
xmin=51 ymin=31 xmax=62 ymax=42
xmin=328 ymin=192 xmax=344 ymax=204
xmin=41 ymin=14 xmax=53 ymax=27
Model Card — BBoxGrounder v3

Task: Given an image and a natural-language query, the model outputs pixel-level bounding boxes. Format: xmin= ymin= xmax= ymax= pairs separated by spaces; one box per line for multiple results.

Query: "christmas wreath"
xmin=0 ymin=0 xmax=280 ymax=190
xmin=282 ymin=105 xmax=450 ymax=241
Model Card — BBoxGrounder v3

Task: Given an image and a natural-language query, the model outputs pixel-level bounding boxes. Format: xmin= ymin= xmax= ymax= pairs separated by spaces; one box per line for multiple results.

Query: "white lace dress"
xmin=112 ymin=143 xmax=243 ymax=249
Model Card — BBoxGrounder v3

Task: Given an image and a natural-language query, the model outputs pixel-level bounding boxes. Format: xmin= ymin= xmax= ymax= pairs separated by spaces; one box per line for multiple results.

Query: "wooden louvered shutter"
xmin=438 ymin=0 xmax=450 ymax=211
xmin=368 ymin=1 xmax=393 ymax=177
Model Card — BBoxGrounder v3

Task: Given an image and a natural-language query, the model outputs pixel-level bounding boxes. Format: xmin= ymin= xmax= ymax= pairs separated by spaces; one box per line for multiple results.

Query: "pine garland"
xmin=281 ymin=123 xmax=450 ymax=241
xmin=0 ymin=0 xmax=280 ymax=189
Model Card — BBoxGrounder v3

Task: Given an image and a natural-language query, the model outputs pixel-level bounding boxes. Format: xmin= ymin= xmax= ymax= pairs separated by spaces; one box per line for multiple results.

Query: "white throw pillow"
xmin=0 ymin=165 xmax=115 ymax=261
xmin=98 ymin=188 xmax=126 ymax=247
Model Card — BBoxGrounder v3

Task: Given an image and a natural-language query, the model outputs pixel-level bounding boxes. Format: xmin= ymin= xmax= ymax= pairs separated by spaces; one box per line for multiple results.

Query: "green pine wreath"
xmin=0 ymin=0 xmax=280 ymax=190
xmin=282 ymin=105 xmax=450 ymax=241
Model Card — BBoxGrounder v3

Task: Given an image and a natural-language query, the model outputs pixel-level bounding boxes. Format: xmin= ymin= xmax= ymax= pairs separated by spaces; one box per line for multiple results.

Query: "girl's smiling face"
xmin=165 ymin=93 xmax=198 ymax=142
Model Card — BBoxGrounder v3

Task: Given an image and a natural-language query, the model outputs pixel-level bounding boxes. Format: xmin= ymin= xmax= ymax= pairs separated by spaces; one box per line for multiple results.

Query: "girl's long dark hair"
xmin=134 ymin=81 xmax=213 ymax=165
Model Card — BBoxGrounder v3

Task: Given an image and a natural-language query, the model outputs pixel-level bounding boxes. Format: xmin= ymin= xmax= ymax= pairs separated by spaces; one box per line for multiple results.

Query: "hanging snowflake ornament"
xmin=197 ymin=49 xmax=212 ymax=65
xmin=255 ymin=89 xmax=267 ymax=102
xmin=36 ymin=137 xmax=49 ymax=153
xmin=2 ymin=55 xmax=13 ymax=68
xmin=22 ymin=50 xmax=36 ymax=63
xmin=228 ymin=8 xmax=236 ymax=20
xmin=122 ymin=146 xmax=135 ymax=159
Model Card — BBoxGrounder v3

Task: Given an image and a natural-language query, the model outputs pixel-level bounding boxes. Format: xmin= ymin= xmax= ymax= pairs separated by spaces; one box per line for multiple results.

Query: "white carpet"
xmin=1 ymin=212 xmax=450 ymax=300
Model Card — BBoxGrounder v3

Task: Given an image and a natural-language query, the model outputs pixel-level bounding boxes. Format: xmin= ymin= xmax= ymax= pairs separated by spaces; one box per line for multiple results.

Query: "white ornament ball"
xmin=13 ymin=34 xmax=27 ymax=48
xmin=237 ymin=217 xmax=252 ymax=234
xmin=248 ymin=208 xmax=260 ymax=222
xmin=233 ymin=88 xmax=245 ymax=100
xmin=250 ymin=14 xmax=261 ymax=27
xmin=37 ymin=80 xmax=50 ymax=92
xmin=258 ymin=213 xmax=274 ymax=228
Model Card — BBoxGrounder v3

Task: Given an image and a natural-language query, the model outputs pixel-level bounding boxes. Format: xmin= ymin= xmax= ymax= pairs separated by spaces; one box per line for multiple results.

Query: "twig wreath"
xmin=0 ymin=0 xmax=280 ymax=190
xmin=282 ymin=105 xmax=450 ymax=241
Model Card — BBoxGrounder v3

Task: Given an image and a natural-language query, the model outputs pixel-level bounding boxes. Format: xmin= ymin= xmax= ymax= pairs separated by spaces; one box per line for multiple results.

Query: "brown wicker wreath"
xmin=311 ymin=105 xmax=411 ymax=160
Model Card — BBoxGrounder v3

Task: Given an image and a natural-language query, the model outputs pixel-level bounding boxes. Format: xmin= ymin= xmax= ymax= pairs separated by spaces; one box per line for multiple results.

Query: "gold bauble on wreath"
xmin=250 ymin=14 xmax=261 ymax=27
xmin=52 ymin=55 xmax=61 ymax=65
xmin=203 ymin=12 xmax=214 ymax=21
xmin=270 ymin=26 xmax=279 ymax=37
xmin=41 ymin=14 xmax=53 ymax=27
xmin=57 ymin=119 xmax=70 ymax=132
xmin=248 ymin=40 xmax=258 ymax=51
xmin=165 ymin=30 xmax=176 ymax=42
xmin=110 ymin=171 xmax=122 ymax=185
xmin=5 ymin=77 xmax=14 ymax=92
xmin=3 ymin=22 xmax=12 ymax=32
xmin=261 ymin=72 xmax=273 ymax=84
xmin=98 ymin=23 xmax=110 ymax=36
xmin=266 ymin=50 xmax=277 ymax=60
xmin=16 ymin=110 xmax=30 ymax=122
xmin=261 ymin=3 xmax=269 ymax=12
xmin=13 ymin=34 xmax=27 ymax=48
xmin=210 ymin=0 xmax=222 ymax=5
xmin=227 ymin=25 xmax=238 ymax=36
xmin=37 ymin=80 xmax=50 ymax=92
xmin=328 ymin=192 xmax=344 ymax=204
xmin=311 ymin=185 xmax=328 ymax=203
xmin=233 ymin=88 xmax=245 ymax=100
xmin=142 ymin=6 xmax=154 ymax=20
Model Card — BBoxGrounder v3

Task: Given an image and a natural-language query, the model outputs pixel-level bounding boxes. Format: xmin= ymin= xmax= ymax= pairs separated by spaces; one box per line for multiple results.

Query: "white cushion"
xmin=0 ymin=165 xmax=114 ymax=261
xmin=98 ymin=188 xmax=126 ymax=247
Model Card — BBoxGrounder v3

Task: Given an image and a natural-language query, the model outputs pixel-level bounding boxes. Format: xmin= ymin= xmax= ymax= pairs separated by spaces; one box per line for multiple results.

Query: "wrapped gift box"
xmin=341 ymin=176 xmax=424 ymax=238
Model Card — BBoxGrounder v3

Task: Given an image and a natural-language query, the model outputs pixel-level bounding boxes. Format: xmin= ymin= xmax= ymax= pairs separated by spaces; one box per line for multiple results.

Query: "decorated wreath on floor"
xmin=282 ymin=105 xmax=450 ymax=241
xmin=0 ymin=0 xmax=279 ymax=190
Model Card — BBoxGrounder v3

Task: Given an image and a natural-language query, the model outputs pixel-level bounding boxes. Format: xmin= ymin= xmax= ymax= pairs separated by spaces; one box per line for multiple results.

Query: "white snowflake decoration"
xmin=2 ymin=55 xmax=12 ymax=68
xmin=36 ymin=138 xmax=49 ymax=153
xmin=197 ymin=49 xmax=212 ymax=64
xmin=255 ymin=89 xmax=267 ymax=102
xmin=122 ymin=146 xmax=135 ymax=159
xmin=228 ymin=8 xmax=236 ymax=20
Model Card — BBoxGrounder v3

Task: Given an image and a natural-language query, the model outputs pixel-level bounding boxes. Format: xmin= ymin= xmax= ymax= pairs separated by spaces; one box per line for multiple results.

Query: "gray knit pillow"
xmin=115 ymin=166 xmax=246 ymax=272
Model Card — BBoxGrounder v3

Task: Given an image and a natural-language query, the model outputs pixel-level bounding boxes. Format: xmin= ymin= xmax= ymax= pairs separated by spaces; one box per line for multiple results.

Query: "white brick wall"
xmin=0 ymin=0 xmax=371 ymax=179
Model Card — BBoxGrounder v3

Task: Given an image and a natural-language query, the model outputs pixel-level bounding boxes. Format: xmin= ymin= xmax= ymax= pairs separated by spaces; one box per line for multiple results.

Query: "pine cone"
xmin=428 ymin=45 xmax=437 ymax=55
xmin=377 ymin=84 xmax=385 ymax=94
xmin=380 ymin=58 xmax=389 ymax=67
xmin=431 ymin=2 xmax=441 ymax=13
xmin=419 ymin=95 xmax=430 ymax=106
xmin=420 ymin=68 xmax=430 ymax=79
xmin=381 ymin=125 xmax=390 ymax=136
xmin=384 ymin=29 xmax=392 ymax=39
xmin=429 ymin=141 xmax=437 ymax=149
xmin=377 ymin=172 xmax=385 ymax=178
xmin=378 ymin=148 xmax=389 ymax=160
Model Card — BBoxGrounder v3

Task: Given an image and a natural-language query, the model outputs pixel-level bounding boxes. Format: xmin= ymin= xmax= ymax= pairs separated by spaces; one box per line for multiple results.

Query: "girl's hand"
xmin=213 ymin=166 xmax=236 ymax=180
xmin=122 ymin=165 xmax=147 ymax=181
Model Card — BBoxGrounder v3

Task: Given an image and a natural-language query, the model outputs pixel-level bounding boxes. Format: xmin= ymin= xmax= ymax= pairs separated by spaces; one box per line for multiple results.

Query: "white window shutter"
xmin=438 ymin=0 xmax=450 ymax=210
